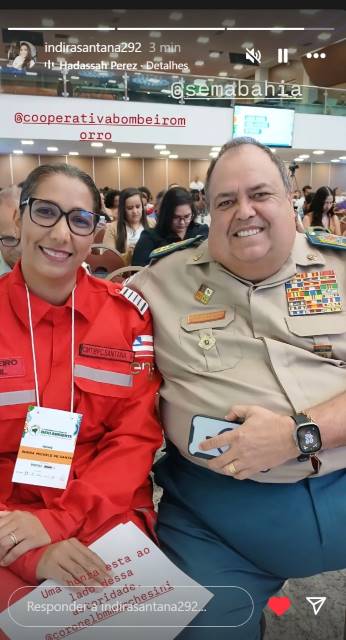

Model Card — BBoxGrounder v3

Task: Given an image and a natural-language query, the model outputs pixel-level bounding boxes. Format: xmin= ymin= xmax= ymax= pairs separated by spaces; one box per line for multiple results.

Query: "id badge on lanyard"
xmin=12 ymin=405 xmax=82 ymax=489
xmin=11 ymin=284 xmax=82 ymax=489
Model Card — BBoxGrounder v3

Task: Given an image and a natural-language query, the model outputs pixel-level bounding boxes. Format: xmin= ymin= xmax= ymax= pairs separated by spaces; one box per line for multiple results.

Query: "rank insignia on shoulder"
xmin=305 ymin=229 xmax=346 ymax=250
xmin=119 ymin=287 xmax=148 ymax=316
xmin=149 ymin=235 xmax=205 ymax=262
xmin=285 ymin=270 xmax=342 ymax=316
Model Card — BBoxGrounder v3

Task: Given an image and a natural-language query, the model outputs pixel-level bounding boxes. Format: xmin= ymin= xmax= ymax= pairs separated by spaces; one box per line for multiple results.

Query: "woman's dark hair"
xmin=116 ymin=188 xmax=148 ymax=253
xmin=138 ymin=186 xmax=152 ymax=201
xmin=104 ymin=189 xmax=120 ymax=209
xmin=19 ymin=164 xmax=101 ymax=215
xmin=20 ymin=43 xmax=34 ymax=70
xmin=156 ymin=187 xmax=197 ymax=238
xmin=309 ymin=186 xmax=334 ymax=226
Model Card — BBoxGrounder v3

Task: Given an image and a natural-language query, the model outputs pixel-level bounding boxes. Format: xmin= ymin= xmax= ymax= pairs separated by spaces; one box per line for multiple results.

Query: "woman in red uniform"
xmin=0 ymin=164 xmax=162 ymax=615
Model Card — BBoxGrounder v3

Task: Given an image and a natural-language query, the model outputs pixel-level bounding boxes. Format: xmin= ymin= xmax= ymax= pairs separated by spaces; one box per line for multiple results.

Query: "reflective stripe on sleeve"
xmin=0 ymin=389 xmax=36 ymax=406
xmin=74 ymin=364 xmax=133 ymax=387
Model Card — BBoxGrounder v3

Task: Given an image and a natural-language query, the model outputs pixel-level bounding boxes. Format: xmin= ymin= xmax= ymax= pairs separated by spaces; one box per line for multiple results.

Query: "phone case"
xmin=188 ymin=414 xmax=242 ymax=459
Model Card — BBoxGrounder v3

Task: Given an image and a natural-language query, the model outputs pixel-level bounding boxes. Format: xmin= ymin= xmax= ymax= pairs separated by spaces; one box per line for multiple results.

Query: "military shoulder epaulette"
xmin=149 ymin=235 xmax=205 ymax=262
xmin=119 ymin=286 xmax=148 ymax=316
xmin=305 ymin=229 xmax=346 ymax=251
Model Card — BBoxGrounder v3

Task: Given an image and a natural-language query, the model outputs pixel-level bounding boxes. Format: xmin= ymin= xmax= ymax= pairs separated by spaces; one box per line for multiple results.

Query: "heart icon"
xmin=267 ymin=596 xmax=292 ymax=616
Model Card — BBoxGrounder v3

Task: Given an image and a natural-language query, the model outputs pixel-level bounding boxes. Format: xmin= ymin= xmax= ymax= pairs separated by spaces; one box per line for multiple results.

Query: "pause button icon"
xmin=278 ymin=48 xmax=289 ymax=63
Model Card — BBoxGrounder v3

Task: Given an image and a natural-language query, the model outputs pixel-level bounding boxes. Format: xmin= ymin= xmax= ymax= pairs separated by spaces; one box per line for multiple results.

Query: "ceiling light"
xmin=270 ymin=27 xmax=284 ymax=34
xmin=91 ymin=142 xmax=103 ymax=147
xmin=197 ymin=36 xmax=210 ymax=44
xmin=338 ymin=155 xmax=346 ymax=160
xmin=154 ymin=144 xmax=166 ymax=150
xmin=169 ymin=11 xmax=183 ymax=20
xmin=160 ymin=150 xmax=171 ymax=155
xmin=271 ymin=148 xmax=276 ymax=153
xmin=41 ymin=17 xmax=54 ymax=27
xmin=47 ymin=146 xmax=58 ymax=152
xmin=69 ymin=151 xmax=79 ymax=156
xmin=209 ymin=51 xmax=221 ymax=58
xmin=68 ymin=37 xmax=79 ymax=44
xmin=13 ymin=150 xmax=23 ymax=155
xmin=169 ymin=154 xmax=178 ymax=159
xmin=149 ymin=31 xmax=162 ymax=38
xmin=299 ymin=9 xmax=320 ymax=14
xmin=299 ymin=154 xmax=310 ymax=159
xmin=287 ymin=48 xmax=298 ymax=55
xmin=70 ymin=75 xmax=79 ymax=80
xmin=211 ymin=147 xmax=221 ymax=151
xmin=233 ymin=64 xmax=243 ymax=70
xmin=21 ymin=140 xmax=34 ymax=145
xmin=195 ymin=60 xmax=205 ymax=66
xmin=105 ymin=148 xmax=117 ymax=154
xmin=209 ymin=152 xmax=218 ymax=158
xmin=318 ymin=32 xmax=332 ymax=41
xmin=241 ymin=41 xmax=254 ymax=49
xmin=294 ymin=158 xmax=301 ymax=162
xmin=218 ymin=71 xmax=228 ymax=77
xmin=121 ymin=153 xmax=131 ymax=157
xmin=109 ymin=52 xmax=119 ymax=59
xmin=313 ymin=150 xmax=324 ymax=155
xmin=331 ymin=159 xmax=340 ymax=162
xmin=222 ymin=19 xmax=236 ymax=27
xmin=153 ymin=56 xmax=163 ymax=62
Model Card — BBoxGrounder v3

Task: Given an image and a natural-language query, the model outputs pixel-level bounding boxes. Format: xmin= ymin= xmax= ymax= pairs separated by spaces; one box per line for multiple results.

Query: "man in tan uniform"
xmin=132 ymin=138 xmax=346 ymax=639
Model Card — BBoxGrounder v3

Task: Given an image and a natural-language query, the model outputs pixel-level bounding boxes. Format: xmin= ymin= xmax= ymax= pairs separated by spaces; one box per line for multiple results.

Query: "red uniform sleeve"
xmin=8 ymin=310 xmax=162 ymax=584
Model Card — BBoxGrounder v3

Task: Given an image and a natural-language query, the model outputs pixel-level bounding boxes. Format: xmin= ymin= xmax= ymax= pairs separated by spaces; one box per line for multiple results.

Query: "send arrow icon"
xmin=306 ymin=597 xmax=327 ymax=615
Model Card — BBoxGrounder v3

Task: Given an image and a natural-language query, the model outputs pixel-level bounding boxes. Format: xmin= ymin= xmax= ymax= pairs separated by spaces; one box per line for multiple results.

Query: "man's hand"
xmin=199 ymin=405 xmax=298 ymax=480
xmin=0 ymin=510 xmax=51 ymax=565
xmin=36 ymin=539 xmax=111 ymax=586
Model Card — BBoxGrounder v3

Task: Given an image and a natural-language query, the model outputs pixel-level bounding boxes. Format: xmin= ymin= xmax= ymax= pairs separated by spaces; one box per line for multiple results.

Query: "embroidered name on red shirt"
xmin=0 ymin=357 xmax=25 ymax=378
xmin=79 ymin=344 xmax=134 ymax=363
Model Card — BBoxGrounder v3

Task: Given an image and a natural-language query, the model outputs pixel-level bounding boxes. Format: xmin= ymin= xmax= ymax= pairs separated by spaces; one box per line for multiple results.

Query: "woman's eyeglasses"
xmin=21 ymin=197 xmax=100 ymax=236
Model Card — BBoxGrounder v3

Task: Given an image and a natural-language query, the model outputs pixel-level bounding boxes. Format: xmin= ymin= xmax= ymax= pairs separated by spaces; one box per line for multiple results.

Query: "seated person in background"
xmin=138 ymin=186 xmax=154 ymax=215
xmin=104 ymin=188 xmax=120 ymax=222
xmin=191 ymin=188 xmax=211 ymax=226
xmin=103 ymin=188 xmax=155 ymax=264
xmin=0 ymin=164 xmax=162 ymax=612
xmin=303 ymin=186 xmax=341 ymax=235
xmin=132 ymin=187 xmax=209 ymax=267
xmin=0 ymin=185 xmax=21 ymax=275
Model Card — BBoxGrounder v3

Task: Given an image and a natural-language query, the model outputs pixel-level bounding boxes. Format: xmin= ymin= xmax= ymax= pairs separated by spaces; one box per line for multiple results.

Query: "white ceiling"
xmin=1 ymin=139 xmax=346 ymax=164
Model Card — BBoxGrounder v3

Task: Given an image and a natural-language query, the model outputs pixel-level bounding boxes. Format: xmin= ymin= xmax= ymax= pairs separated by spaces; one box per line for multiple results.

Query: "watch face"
xmin=297 ymin=424 xmax=322 ymax=454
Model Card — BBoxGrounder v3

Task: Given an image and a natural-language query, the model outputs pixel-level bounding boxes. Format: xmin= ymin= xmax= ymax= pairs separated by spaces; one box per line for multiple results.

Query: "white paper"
xmin=0 ymin=522 xmax=213 ymax=640
xmin=12 ymin=406 xmax=82 ymax=489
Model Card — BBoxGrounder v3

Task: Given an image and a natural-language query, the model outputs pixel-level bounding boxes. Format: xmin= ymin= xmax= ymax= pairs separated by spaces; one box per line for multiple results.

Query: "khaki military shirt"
xmin=132 ymin=233 xmax=346 ymax=482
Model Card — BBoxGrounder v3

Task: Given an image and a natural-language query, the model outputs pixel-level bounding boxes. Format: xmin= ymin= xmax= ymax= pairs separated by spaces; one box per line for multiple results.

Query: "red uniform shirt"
xmin=0 ymin=263 xmax=162 ymax=584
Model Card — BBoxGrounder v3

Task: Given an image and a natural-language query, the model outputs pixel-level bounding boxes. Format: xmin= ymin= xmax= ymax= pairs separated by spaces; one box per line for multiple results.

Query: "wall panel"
xmin=0 ymin=156 xmax=12 ymax=188
xmin=94 ymin=158 xmax=118 ymax=189
xmin=167 ymin=160 xmax=189 ymax=189
xmin=12 ymin=155 xmax=38 ymax=184
xmin=119 ymin=159 xmax=142 ymax=190
xmin=143 ymin=159 xmax=166 ymax=197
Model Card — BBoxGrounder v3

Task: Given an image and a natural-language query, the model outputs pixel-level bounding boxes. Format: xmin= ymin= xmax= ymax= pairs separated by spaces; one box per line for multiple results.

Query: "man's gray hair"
xmin=205 ymin=137 xmax=292 ymax=206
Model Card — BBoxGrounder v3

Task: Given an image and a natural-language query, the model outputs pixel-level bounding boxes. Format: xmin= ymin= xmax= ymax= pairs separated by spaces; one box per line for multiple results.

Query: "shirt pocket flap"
xmin=180 ymin=307 xmax=235 ymax=332
xmin=286 ymin=312 xmax=346 ymax=337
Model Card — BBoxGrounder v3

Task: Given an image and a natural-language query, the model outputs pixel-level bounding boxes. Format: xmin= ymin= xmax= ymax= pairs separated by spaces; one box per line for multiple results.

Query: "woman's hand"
xmin=0 ymin=510 xmax=51 ymax=565
xmin=36 ymin=538 xmax=111 ymax=586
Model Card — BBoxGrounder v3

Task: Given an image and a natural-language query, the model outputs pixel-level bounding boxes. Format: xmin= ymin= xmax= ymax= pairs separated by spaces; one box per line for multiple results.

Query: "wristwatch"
xmin=290 ymin=412 xmax=322 ymax=457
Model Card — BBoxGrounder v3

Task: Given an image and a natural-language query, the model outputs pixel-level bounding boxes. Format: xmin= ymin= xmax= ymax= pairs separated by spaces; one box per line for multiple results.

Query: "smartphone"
xmin=188 ymin=414 xmax=242 ymax=459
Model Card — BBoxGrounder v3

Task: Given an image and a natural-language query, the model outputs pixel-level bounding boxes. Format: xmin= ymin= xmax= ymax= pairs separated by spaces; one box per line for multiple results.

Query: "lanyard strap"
xmin=25 ymin=284 xmax=75 ymax=412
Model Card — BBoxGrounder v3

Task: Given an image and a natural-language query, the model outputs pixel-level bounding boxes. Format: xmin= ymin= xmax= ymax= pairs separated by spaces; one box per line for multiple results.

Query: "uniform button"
xmin=307 ymin=254 xmax=318 ymax=261
xmin=193 ymin=255 xmax=201 ymax=261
